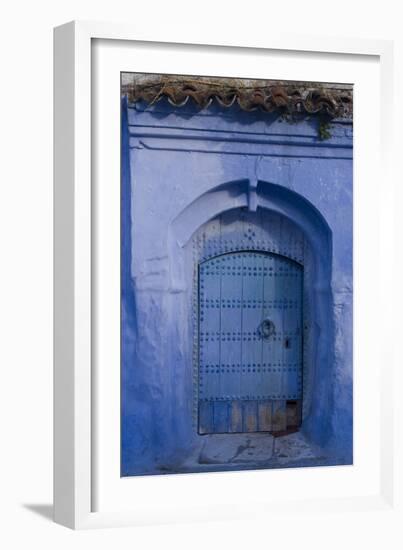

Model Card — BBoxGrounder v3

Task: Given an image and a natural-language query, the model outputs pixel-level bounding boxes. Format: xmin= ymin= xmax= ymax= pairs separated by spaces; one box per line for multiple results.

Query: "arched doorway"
xmin=198 ymin=250 xmax=303 ymax=434
xmin=169 ymin=181 xmax=333 ymax=449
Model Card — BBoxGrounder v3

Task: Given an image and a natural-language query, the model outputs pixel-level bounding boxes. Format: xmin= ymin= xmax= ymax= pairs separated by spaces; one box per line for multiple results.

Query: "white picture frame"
xmin=54 ymin=20 xmax=401 ymax=531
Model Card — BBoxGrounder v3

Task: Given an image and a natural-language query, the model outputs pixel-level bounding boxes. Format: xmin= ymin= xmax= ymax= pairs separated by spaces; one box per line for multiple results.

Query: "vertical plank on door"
xmin=213 ymin=401 xmax=230 ymax=433
xmin=198 ymin=401 xmax=214 ymax=434
xmin=276 ymin=251 xmax=287 ymax=404
xmin=243 ymin=401 xmax=258 ymax=432
xmin=258 ymin=400 xmax=273 ymax=431
xmin=282 ymin=257 xmax=303 ymax=401
xmin=219 ymin=252 xmax=243 ymax=419
xmin=272 ymin=400 xmax=287 ymax=432
xmin=205 ymin=256 xmax=222 ymax=416
xmin=262 ymin=254 xmax=282 ymax=400
xmin=240 ymin=253 xmax=264 ymax=431
xmin=230 ymin=400 xmax=243 ymax=432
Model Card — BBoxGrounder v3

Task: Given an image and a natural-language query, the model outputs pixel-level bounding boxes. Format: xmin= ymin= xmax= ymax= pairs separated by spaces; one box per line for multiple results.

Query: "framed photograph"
xmin=119 ymin=72 xmax=353 ymax=477
xmin=54 ymin=21 xmax=400 ymax=530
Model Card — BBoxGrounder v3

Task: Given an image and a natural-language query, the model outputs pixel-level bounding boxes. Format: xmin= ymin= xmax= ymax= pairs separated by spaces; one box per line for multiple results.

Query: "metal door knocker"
xmin=258 ymin=318 xmax=276 ymax=341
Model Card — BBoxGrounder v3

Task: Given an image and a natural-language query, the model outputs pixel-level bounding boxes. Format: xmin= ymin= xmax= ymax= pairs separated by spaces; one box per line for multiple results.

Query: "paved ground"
xmin=137 ymin=431 xmax=350 ymax=476
xmin=198 ymin=431 xmax=321 ymax=465
xmin=199 ymin=433 xmax=275 ymax=465
xmin=175 ymin=431 xmax=337 ymax=473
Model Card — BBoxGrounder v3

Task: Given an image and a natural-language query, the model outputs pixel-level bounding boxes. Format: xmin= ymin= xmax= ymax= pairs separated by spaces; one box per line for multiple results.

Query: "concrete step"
xmin=199 ymin=433 xmax=274 ymax=465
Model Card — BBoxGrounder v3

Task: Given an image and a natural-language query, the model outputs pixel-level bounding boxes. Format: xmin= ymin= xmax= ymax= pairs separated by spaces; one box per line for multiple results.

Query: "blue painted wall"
xmin=121 ymin=96 xmax=353 ymax=476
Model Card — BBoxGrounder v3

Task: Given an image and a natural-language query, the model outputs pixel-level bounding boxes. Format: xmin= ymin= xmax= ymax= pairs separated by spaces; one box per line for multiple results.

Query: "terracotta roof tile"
xmin=122 ymin=73 xmax=353 ymax=119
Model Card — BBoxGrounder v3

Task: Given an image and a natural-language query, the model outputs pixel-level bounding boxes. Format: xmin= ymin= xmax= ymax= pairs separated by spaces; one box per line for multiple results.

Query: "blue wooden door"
xmin=198 ymin=251 xmax=302 ymax=434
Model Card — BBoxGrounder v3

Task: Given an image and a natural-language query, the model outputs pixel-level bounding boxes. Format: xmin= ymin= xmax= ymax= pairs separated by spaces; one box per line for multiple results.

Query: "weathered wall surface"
xmin=121 ymin=96 xmax=353 ymax=475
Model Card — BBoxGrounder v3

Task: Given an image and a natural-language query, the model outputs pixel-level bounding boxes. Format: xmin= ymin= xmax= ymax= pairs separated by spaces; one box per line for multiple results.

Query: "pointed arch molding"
xmin=170 ymin=179 xmax=331 ymax=257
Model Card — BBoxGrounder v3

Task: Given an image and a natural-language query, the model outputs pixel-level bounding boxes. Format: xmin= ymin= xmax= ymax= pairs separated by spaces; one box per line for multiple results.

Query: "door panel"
xmin=198 ymin=251 xmax=302 ymax=434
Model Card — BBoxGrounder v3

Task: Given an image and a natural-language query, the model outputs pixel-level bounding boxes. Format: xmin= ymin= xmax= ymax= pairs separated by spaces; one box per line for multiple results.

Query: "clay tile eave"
xmin=121 ymin=73 xmax=353 ymax=120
